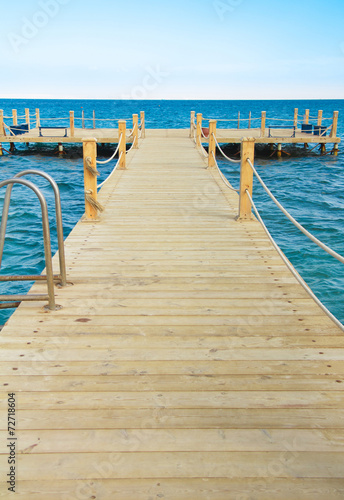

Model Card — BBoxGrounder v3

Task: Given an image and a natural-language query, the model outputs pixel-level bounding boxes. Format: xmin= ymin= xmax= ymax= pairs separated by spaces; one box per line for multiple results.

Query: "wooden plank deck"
xmin=0 ymin=129 xmax=343 ymax=499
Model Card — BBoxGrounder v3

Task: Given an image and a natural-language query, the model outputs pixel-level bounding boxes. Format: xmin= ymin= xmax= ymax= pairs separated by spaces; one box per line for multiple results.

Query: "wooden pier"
xmin=0 ymin=118 xmax=343 ymax=498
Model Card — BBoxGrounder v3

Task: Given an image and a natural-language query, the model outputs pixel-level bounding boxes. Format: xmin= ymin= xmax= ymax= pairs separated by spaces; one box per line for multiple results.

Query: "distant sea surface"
xmin=0 ymin=99 xmax=343 ymax=325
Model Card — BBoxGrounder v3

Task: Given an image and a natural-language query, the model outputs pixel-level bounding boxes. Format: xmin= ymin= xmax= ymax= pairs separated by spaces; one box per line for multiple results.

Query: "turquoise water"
xmin=0 ymin=99 xmax=343 ymax=325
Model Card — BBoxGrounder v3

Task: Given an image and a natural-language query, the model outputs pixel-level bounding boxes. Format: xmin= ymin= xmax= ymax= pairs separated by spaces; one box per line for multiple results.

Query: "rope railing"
xmin=211 ymin=151 xmax=239 ymax=192
xmin=96 ymin=139 xmax=121 ymax=165
xmin=97 ymin=152 xmax=123 ymax=190
xmin=212 ymin=133 xmax=241 ymax=164
xmin=245 ymin=188 xmax=344 ymax=331
xmin=247 ymin=158 xmax=344 ymax=264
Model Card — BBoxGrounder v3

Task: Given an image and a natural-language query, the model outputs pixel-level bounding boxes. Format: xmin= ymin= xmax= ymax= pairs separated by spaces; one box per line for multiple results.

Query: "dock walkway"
xmin=0 ymin=129 xmax=343 ymax=499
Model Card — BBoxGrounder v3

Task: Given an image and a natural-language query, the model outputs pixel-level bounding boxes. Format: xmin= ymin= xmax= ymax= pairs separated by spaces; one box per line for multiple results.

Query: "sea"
xmin=0 ymin=99 xmax=343 ymax=326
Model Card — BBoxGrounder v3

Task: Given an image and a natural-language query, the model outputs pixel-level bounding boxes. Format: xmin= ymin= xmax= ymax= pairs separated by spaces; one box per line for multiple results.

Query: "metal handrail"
xmin=0 ymin=178 xmax=58 ymax=310
xmin=12 ymin=170 xmax=67 ymax=286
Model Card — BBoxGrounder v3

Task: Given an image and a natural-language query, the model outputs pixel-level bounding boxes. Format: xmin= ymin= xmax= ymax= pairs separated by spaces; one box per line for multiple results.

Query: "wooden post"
xmin=208 ymin=120 xmax=217 ymax=168
xmin=237 ymin=111 xmax=240 ymax=130
xmin=330 ymin=111 xmax=339 ymax=138
xmin=238 ymin=138 xmax=255 ymax=220
xmin=196 ymin=113 xmax=202 ymax=147
xmin=132 ymin=114 xmax=139 ymax=149
xmin=82 ymin=138 xmax=98 ymax=220
xmin=317 ymin=110 xmax=323 ymax=126
xmin=25 ymin=108 xmax=30 ymax=130
xmin=118 ymin=120 xmax=127 ymax=169
xmin=304 ymin=109 xmax=309 ymax=124
xmin=12 ymin=109 xmax=17 ymax=126
xmin=140 ymin=111 xmax=145 ymax=138
xmin=0 ymin=110 xmax=5 ymax=136
xmin=190 ymin=111 xmax=195 ymax=138
xmin=35 ymin=108 xmax=40 ymax=128
xmin=248 ymin=111 xmax=251 ymax=129
xmin=82 ymin=110 xmax=85 ymax=129
xmin=93 ymin=110 xmax=96 ymax=129
xmin=260 ymin=111 xmax=266 ymax=137
xmin=294 ymin=108 xmax=298 ymax=128
xmin=70 ymin=111 xmax=75 ymax=138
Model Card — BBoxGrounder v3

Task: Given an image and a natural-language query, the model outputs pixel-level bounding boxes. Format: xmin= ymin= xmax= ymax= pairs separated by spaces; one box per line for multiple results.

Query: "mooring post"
xmin=196 ymin=113 xmax=202 ymax=147
xmin=190 ymin=111 xmax=195 ymax=138
xmin=238 ymin=138 xmax=255 ymax=220
xmin=304 ymin=109 xmax=309 ymax=124
xmin=132 ymin=114 xmax=139 ymax=149
xmin=140 ymin=111 xmax=145 ymax=138
xmin=25 ymin=108 xmax=30 ymax=131
xmin=118 ymin=120 xmax=127 ymax=169
xmin=35 ymin=108 xmax=40 ymax=128
xmin=330 ymin=111 xmax=339 ymax=138
xmin=294 ymin=108 xmax=298 ymax=128
xmin=58 ymin=143 xmax=64 ymax=156
xmin=12 ymin=109 xmax=17 ymax=126
xmin=70 ymin=111 xmax=75 ymax=138
xmin=317 ymin=110 xmax=323 ymax=126
xmin=208 ymin=120 xmax=217 ymax=168
xmin=82 ymin=137 xmax=98 ymax=220
xmin=260 ymin=111 xmax=266 ymax=137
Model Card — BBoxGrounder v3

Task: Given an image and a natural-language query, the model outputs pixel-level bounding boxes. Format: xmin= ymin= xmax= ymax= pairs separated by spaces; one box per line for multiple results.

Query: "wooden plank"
xmin=1 ymin=478 xmax=342 ymax=500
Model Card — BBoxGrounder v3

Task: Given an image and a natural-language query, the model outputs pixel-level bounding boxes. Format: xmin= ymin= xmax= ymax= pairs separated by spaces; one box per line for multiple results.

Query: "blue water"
xmin=0 ymin=99 xmax=343 ymax=325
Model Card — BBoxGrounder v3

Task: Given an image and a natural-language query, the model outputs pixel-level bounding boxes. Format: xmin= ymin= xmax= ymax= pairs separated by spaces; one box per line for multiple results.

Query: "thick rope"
xmin=245 ymin=189 xmax=344 ymax=331
xmin=84 ymin=189 xmax=105 ymax=212
xmin=212 ymin=134 xmax=241 ymax=163
xmin=211 ymin=151 xmax=239 ymax=192
xmin=96 ymin=136 xmax=122 ymax=165
xmin=85 ymin=156 xmax=99 ymax=177
xmin=97 ymin=152 xmax=123 ymax=190
xmin=247 ymin=158 xmax=344 ymax=264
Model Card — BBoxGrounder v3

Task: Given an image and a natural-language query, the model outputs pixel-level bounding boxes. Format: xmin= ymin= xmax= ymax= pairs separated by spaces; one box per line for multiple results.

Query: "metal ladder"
xmin=0 ymin=170 xmax=67 ymax=311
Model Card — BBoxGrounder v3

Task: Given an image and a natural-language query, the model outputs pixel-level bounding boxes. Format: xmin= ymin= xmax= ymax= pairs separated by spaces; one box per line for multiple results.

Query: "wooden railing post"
xmin=82 ymin=110 xmax=85 ymax=129
xmin=140 ymin=111 xmax=145 ymax=138
xmin=248 ymin=111 xmax=251 ymax=129
xmin=35 ymin=108 xmax=40 ymax=128
xmin=190 ymin=111 xmax=195 ymax=138
xmin=238 ymin=138 xmax=255 ymax=220
xmin=82 ymin=138 xmax=98 ymax=220
xmin=260 ymin=111 xmax=266 ymax=137
xmin=238 ymin=111 xmax=240 ymax=130
xmin=196 ymin=113 xmax=202 ymax=147
xmin=317 ymin=110 xmax=323 ymax=126
xmin=132 ymin=114 xmax=139 ymax=149
xmin=70 ymin=111 xmax=75 ymax=138
xmin=0 ymin=110 xmax=5 ymax=136
xmin=118 ymin=120 xmax=127 ymax=169
xmin=330 ymin=111 xmax=339 ymax=138
xmin=93 ymin=110 xmax=96 ymax=129
xmin=25 ymin=108 xmax=30 ymax=130
xmin=294 ymin=108 xmax=298 ymax=128
xmin=208 ymin=120 xmax=217 ymax=168
xmin=12 ymin=109 xmax=17 ymax=126
xmin=304 ymin=109 xmax=309 ymax=124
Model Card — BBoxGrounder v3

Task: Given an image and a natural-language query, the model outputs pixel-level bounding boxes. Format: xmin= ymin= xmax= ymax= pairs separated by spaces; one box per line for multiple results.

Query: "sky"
xmin=1 ymin=0 xmax=344 ymax=100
